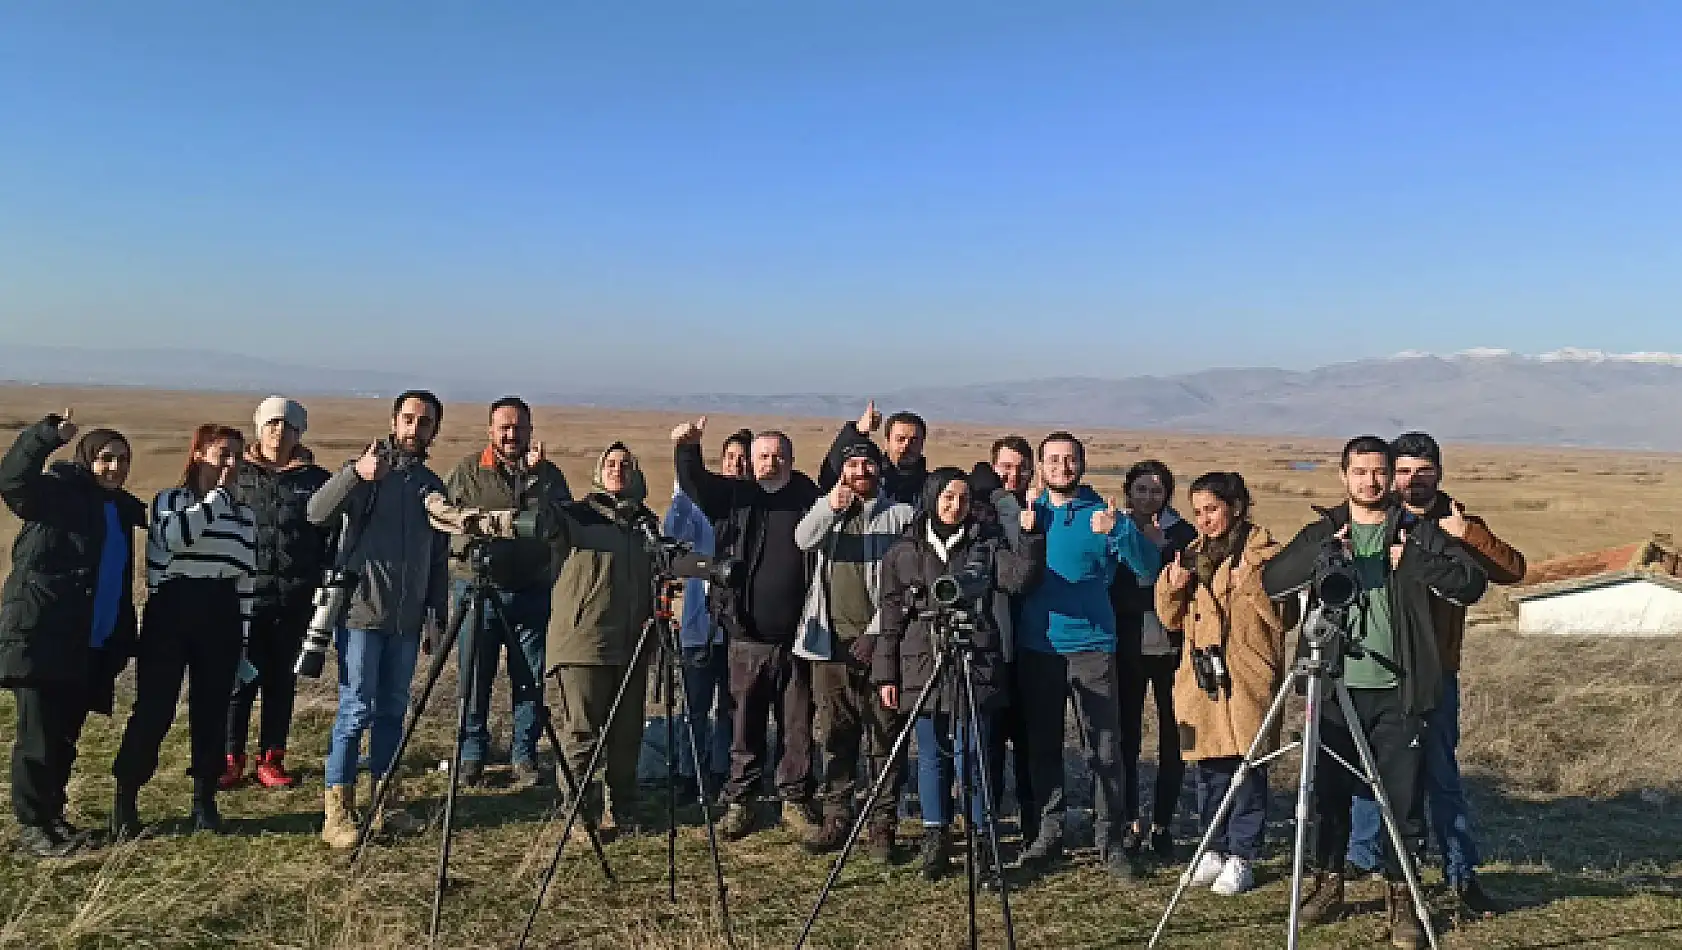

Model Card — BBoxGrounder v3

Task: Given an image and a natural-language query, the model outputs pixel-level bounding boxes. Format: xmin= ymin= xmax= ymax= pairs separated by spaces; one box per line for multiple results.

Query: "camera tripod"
xmin=350 ymin=544 xmax=615 ymax=945
xmin=1148 ymin=607 xmax=1439 ymax=950
xmin=517 ymin=572 xmax=736 ymax=950
xmin=795 ymin=610 xmax=1017 ymax=950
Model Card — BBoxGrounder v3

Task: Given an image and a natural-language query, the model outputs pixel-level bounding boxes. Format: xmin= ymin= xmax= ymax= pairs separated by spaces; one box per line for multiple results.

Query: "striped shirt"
xmin=147 ymin=486 xmax=258 ymax=631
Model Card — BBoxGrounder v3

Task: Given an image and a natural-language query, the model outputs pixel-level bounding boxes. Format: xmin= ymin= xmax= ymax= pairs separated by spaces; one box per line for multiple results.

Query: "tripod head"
xmin=906 ymin=582 xmax=980 ymax=653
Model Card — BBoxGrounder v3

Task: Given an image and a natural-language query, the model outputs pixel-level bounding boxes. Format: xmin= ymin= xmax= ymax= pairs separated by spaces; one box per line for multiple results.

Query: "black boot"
xmin=111 ymin=783 xmax=142 ymax=839
xmin=16 ymin=823 xmax=77 ymax=859
xmin=920 ymin=826 xmax=952 ymax=881
xmin=191 ymin=780 xmax=225 ymax=835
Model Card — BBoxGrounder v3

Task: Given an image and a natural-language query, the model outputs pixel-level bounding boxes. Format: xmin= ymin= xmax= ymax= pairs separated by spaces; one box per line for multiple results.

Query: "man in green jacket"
xmin=442 ymin=397 xmax=571 ymax=789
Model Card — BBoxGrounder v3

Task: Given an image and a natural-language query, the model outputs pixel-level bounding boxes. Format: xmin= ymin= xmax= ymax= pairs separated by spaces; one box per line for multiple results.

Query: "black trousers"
xmin=1120 ymin=652 xmax=1185 ymax=829
xmin=1313 ymin=685 xmax=1424 ymax=880
xmin=722 ymin=639 xmax=814 ymax=804
xmin=998 ymin=669 xmax=1036 ymax=837
xmin=10 ymin=686 xmax=91 ymax=827
xmin=226 ymin=596 xmax=309 ymax=756
xmin=113 ymin=578 xmax=243 ymax=791
xmin=1017 ymin=649 xmax=1124 ymax=844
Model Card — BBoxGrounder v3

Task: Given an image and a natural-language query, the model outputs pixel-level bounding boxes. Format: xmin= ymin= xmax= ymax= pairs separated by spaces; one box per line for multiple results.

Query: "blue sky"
xmin=3 ymin=2 xmax=1680 ymax=392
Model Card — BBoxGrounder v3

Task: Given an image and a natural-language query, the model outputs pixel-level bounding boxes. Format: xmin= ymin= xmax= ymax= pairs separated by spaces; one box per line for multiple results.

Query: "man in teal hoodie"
xmin=1015 ymin=431 xmax=1162 ymax=881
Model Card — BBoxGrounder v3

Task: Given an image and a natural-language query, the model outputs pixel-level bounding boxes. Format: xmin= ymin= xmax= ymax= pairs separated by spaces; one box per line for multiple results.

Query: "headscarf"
xmin=592 ymin=441 xmax=648 ymax=503
xmin=73 ymin=429 xmax=128 ymax=474
xmin=922 ymin=466 xmax=970 ymax=541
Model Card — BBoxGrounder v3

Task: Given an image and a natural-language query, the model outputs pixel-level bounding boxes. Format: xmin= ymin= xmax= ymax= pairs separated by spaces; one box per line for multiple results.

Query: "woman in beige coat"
xmin=1155 ymin=472 xmax=1296 ymax=897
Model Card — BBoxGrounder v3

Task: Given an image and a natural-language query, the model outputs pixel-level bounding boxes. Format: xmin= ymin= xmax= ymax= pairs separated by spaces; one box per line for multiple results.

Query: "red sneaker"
xmin=254 ymin=749 xmax=300 ymax=789
xmin=217 ymin=754 xmax=246 ymax=792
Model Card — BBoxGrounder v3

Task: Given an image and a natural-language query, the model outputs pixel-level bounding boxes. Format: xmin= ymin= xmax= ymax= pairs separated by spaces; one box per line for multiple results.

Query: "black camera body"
xmin=627 ymin=514 xmax=742 ymax=588
xmin=1190 ymin=643 xmax=1230 ymax=700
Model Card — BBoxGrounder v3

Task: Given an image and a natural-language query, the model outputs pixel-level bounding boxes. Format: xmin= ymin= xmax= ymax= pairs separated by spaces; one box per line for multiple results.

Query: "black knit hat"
xmin=836 ymin=430 xmax=883 ymax=467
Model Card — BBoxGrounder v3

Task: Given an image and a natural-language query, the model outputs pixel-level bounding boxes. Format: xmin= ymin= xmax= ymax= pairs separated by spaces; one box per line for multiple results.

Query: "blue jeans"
xmin=678 ymin=646 xmax=733 ymax=780
xmin=326 ymin=627 xmax=422 ymax=787
xmin=453 ymin=581 xmax=549 ymax=767
xmin=1347 ymin=673 xmax=1479 ymax=883
xmin=1194 ymin=758 xmax=1267 ymax=861
xmin=915 ymin=710 xmax=999 ymax=828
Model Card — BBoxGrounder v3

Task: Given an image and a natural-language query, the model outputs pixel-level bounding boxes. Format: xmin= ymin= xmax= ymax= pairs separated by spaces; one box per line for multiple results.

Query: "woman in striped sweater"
xmin=111 ymin=424 xmax=257 ymax=836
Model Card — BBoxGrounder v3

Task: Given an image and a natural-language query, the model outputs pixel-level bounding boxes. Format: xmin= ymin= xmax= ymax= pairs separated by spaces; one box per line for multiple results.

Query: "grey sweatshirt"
xmin=307 ymin=447 xmax=450 ymax=636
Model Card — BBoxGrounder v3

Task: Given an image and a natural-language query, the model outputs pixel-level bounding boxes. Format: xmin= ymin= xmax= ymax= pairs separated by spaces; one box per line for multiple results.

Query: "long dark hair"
xmin=1188 ymin=471 xmax=1252 ymax=522
xmin=180 ymin=424 xmax=244 ymax=489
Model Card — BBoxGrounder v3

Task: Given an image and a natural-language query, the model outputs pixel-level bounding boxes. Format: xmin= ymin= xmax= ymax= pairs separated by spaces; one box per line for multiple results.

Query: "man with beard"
xmin=1262 ymin=435 xmax=1488 ymax=950
xmin=221 ymin=397 xmax=330 ymax=792
xmin=1344 ymin=432 xmax=1526 ymax=918
xmin=442 ymin=397 xmax=572 ymax=789
xmin=821 ymin=402 xmax=928 ymax=508
xmin=1015 ymin=432 xmax=1162 ymax=881
xmin=307 ymin=390 xmax=451 ymax=849
xmin=793 ymin=433 xmax=916 ymax=859
xmin=672 ymin=417 xmax=823 ymax=840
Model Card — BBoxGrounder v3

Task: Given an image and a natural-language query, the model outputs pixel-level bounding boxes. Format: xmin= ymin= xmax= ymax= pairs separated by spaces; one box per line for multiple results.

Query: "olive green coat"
xmin=1155 ymin=523 xmax=1298 ymax=762
xmin=544 ymin=493 xmax=657 ymax=671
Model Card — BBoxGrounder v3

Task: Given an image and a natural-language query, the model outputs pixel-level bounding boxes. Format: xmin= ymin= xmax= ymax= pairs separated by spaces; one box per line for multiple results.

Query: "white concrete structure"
xmin=1514 ymin=571 xmax=1682 ymax=637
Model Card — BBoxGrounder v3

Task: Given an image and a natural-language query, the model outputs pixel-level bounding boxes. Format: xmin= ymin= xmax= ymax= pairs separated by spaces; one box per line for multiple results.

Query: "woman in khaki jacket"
xmin=1155 ymin=472 xmax=1296 ymax=897
xmin=544 ymin=443 xmax=657 ymax=832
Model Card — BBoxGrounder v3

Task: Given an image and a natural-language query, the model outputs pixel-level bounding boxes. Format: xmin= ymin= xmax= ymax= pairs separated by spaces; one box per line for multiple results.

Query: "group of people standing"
xmin=0 ymin=393 xmax=1523 ymax=950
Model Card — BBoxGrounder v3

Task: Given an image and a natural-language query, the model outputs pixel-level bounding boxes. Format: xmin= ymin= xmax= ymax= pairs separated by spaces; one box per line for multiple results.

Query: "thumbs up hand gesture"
xmin=857 ymin=400 xmax=882 ymax=434
xmin=355 ymin=443 xmax=391 ymax=482
xmin=1091 ymin=496 xmax=1121 ymax=535
xmin=55 ymin=408 xmax=77 ymax=444
xmin=671 ymin=416 xmax=707 ymax=445
xmin=525 ymin=440 xmax=546 ymax=469
xmin=1166 ymin=549 xmax=1195 ymax=591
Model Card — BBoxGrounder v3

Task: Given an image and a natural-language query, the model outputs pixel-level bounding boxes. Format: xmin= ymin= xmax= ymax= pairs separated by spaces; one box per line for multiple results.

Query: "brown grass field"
xmin=2 ymin=384 xmax=1681 ymax=948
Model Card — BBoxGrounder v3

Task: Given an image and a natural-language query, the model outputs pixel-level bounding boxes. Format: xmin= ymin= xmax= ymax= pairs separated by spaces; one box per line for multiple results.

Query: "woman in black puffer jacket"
xmin=0 ymin=413 xmax=147 ymax=859
xmin=873 ymin=466 xmax=1044 ymax=880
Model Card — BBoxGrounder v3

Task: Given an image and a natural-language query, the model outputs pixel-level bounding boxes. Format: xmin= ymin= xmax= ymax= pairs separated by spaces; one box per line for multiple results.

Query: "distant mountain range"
xmin=4 ymin=343 xmax=1682 ymax=450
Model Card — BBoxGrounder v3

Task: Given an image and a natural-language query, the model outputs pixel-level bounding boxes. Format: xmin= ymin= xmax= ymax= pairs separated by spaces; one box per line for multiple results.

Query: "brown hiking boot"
xmin=867 ymin=819 xmax=899 ymax=864
xmin=802 ymin=813 xmax=851 ymax=854
xmin=321 ymin=785 xmax=360 ymax=850
xmin=719 ymin=803 xmax=757 ymax=841
xmin=1299 ymin=871 xmax=1346 ymax=926
xmin=1387 ymin=882 xmax=1430 ymax=949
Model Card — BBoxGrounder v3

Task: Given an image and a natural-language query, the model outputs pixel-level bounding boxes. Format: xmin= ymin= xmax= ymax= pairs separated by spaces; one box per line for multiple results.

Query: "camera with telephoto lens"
xmin=295 ymin=568 xmax=359 ymax=678
xmin=931 ymin=564 xmax=990 ymax=609
xmin=1190 ymin=644 xmax=1230 ymax=700
xmin=621 ymin=504 xmax=742 ymax=588
xmin=1313 ymin=540 xmax=1361 ymax=611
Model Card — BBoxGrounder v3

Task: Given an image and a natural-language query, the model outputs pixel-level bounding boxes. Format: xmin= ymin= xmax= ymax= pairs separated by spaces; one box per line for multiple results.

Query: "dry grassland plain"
xmin=1 ymin=385 xmax=1681 ymax=948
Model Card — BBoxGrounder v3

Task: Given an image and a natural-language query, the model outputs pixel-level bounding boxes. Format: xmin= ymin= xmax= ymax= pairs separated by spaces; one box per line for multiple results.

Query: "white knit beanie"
xmin=254 ymin=395 xmax=308 ymax=434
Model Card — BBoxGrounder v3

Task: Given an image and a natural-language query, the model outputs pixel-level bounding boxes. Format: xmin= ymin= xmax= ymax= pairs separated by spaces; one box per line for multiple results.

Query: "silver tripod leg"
xmin=1148 ymin=668 xmax=1302 ymax=950
xmin=1333 ymin=681 xmax=1441 ymax=950
xmin=1285 ymin=663 xmax=1325 ymax=950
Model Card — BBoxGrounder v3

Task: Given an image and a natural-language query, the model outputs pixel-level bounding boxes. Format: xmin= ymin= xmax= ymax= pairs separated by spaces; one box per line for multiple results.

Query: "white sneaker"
xmin=1189 ymin=851 xmax=1227 ymax=887
xmin=1211 ymin=855 xmax=1255 ymax=896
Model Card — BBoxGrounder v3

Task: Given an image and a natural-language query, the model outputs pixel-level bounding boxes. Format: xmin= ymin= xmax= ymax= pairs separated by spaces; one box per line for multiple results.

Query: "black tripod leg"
xmin=351 ymin=597 xmax=466 ymax=868
xmin=794 ymin=648 xmax=952 ymax=950
xmin=956 ymin=675 xmax=979 ymax=950
xmin=517 ymin=619 xmax=656 ymax=950
xmin=959 ymin=650 xmax=1016 ymax=949
xmin=482 ymin=595 xmax=615 ymax=883
xmin=427 ymin=587 xmax=487 ymax=943
xmin=667 ymin=626 xmax=737 ymax=947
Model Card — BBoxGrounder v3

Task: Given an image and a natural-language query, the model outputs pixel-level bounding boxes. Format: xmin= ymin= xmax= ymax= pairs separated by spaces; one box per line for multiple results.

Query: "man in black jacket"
xmin=1262 ymin=435 xmax=1487 ymax=950
xmin=223 ymin=396 xmax=331 ymax=791
xmin=672 ymin=416 xmax=823 ymax=840
xmin=820 ymin=401 xmax=928 ymax=508
xmin=0 ymin=412 xmax=147 ymax=858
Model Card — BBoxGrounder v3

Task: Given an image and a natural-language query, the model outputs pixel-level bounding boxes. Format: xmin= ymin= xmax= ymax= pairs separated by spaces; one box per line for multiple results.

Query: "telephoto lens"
xmin=295 ymin=568 xmax=358 ymax=677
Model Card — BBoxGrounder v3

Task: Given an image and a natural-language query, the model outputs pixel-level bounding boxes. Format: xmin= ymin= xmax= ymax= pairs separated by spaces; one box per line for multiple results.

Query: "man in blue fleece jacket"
xmin=1015 ymin=431 xmax=1162 ymax=881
